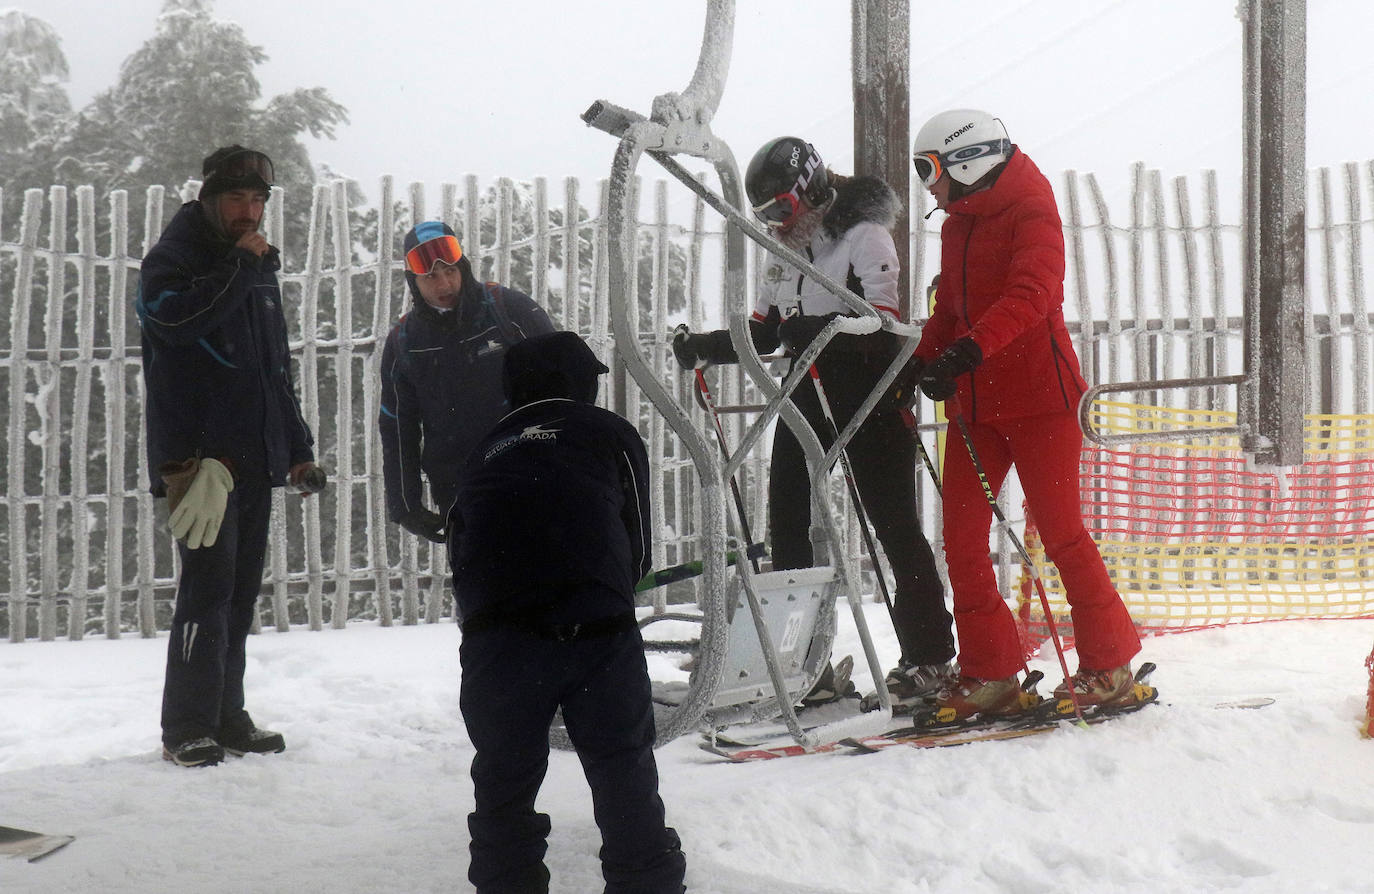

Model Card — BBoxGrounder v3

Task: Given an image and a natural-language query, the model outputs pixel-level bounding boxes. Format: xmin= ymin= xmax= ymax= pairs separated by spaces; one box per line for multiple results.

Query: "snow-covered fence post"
xmin=6 ymin=188 xmax=43 ymax=642
xmin=365 ymin=175 xmax=396 ymax=624
xmin=134 ymin=185 xmax=165 ymax=638
xmin=1349 ymin=162 xmax=1371 ymax=414
xmin=1173 ymin=175 xmax=1205 ymax=411
xmin=496 ymin=178 xmax=514 ymax=286
xmin=562 ymin=178 xmax=580 ymax=333
xmin=38 ymin=185 xmax=68 ymax=642
xmin=1063 ymin=171 xmax=1093 ymax=381
xmin=1086 ymin=172 xmax=1121 ymax=386
xmin=591 ymin=178 xmax=612 ymax=367
xmin=261 ymin=184 xmax=292 ymax=631
xmin=1203 ymin=170 xmax=1229 ymax=407
xmin=104 ymin=188 xmax=130 ymax=638
xmin=608 ymin=175 xmax=643 ymax=420
xmin=396 ymin=185 xmax=424 ymax=626
xmin=69 ymin=185 xmax=99 ymax=640
xmin=1315 ymin=166 xmax=1340 ymax=413
xmin=1304 ymin=169 xmax=1327 ymax=415
xmin=329 ymin=179 xmax=356 ymax=629
xmin=533 ymin=177 xmax=549 ymax=311
xmin=298 ymin=183 xmax=330 ymax=630
xmin=408 ymin=181 xmax=425 ymax=231
xmin=1129 ymin=162 xmax=1150 ymax=385
xmin=439 ymin=180 xmax=457 ymax=231
xmin=462 ymin=177 xmax=479 ymax=277
xmin=1148 ymin=169 xmax=1174 ymax=382
xmin=911 ymin=183 xmax=929 ymax=308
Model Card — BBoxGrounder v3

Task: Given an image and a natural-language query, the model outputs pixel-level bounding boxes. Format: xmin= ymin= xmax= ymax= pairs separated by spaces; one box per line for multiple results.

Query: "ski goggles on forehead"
xmin=208 ymin=150 xmax=275 ymax=188
xmin=751 ymin=189 xmax=801 ymax=227
xmin=405 ymin=234 xmax=464 ymax=276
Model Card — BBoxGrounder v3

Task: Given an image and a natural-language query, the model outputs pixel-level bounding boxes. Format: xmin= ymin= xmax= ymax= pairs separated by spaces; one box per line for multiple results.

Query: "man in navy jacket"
xmin=449 ymin=331 xmax=686 ymax=894
xmin=137 ymin=145 xmax=317 ymax=767
xmin=378 ymin=221 xmax=553 ymax=543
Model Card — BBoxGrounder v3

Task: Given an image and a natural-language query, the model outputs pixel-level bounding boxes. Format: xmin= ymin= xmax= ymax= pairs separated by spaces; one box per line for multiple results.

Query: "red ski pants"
xmin=939 ymin=410 xmax=1140 ymax=680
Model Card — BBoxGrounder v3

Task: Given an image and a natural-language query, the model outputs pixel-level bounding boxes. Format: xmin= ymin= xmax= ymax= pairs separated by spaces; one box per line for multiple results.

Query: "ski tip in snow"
xmin=0 ymin=825 xmax=74 ymax=862
xmin=1214 ymin=696 xmax=1276 ymax=710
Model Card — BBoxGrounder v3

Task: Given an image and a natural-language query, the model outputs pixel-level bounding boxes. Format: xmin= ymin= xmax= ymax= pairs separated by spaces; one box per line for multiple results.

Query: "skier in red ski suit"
xmin=910 ymin=109 xmax=1142 ymax=719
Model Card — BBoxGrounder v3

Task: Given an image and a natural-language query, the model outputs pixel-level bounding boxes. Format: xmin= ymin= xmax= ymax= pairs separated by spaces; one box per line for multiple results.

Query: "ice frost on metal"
xmin=582 ymin=0 xmax=902 ymax=745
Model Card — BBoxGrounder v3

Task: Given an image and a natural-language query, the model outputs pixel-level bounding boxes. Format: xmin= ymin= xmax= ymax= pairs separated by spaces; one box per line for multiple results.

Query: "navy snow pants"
xmin=459 ymin=624 xmax=686 ymax=894
xmin=161 ymin=472 xmax=272 ymax=747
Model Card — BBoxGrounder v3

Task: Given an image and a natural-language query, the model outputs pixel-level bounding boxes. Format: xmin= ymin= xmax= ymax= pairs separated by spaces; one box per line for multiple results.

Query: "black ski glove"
xmin=778 ymin=312 xmax=838 ymax=353
xmin=918 ymin=337 xmax=983 ymax=402
xmin=397 ymin=508 xmax=446 ymax=543
xmin=882 ymin=355 xmax=924 ymax=411
xmin=671 ymin=324 xmax=712 ymax=370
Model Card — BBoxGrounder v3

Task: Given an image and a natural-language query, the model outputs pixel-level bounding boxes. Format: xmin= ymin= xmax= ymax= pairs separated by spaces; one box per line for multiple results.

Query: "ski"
xmin=703 ymin=665 xmax=1174 ymax=762
xmin=701 ymin=670 xmax=1049 ymax=761
xmin=700 ymin=739 xmax=850 ymax=761
xmin=844 ymin=687 xmax=1162 ymax=752
xmin=0 ymin=825 xmax=74 ymax=862
xmin=703 ymin=689 xmax=1161 ymax=762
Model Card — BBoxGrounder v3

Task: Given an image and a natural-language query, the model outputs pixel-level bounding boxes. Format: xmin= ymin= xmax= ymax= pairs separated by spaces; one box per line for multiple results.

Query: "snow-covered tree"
xmin=0 ymin=11 xmax=73 ymax=200
xmin=15 ymin=0 xmax=346 ymax=251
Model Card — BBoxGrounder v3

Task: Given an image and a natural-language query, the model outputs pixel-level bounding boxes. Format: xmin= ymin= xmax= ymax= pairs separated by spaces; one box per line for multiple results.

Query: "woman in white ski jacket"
xmin=672 ymin=137 xmax=956 ymax=704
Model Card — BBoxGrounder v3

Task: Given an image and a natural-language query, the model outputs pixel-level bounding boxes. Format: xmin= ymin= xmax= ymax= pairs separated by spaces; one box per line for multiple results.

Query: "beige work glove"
xmin=167 ymin=458 xmax=234 ymax=549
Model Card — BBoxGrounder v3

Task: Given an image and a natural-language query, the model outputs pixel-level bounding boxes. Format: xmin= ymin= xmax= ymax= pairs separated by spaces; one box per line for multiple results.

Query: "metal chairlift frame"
xmin=581 ymin=0 xmax=916 ymax=746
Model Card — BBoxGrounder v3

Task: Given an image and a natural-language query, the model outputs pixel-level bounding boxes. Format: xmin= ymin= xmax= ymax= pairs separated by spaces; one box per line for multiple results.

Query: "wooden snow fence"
xmin=0 ymin=173 xmax=749 ymax=641
xmin=3 ymin=159 xmax=1374 ymax=643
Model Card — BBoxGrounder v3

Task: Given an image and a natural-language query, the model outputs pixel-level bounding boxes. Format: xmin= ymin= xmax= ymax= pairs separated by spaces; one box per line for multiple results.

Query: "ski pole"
xmin=690 ymin=363 xmax=763 ymax=573
xmin=898 ymin=405 xmax=942 ymax=497
xmin=806 ymin=363 xmax=897 ymax=621
xmin=635 ymin=543 xmax=767 ymax=591
xmin=946 ymin=397 xmax=1087 ymax=724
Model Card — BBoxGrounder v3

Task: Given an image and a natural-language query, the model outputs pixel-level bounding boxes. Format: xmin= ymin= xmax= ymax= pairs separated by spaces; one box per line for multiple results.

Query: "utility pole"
xmin=851 ymin=0 xmax=911 ymax=318
xmin=1240 ymin=0 xmax=1306 ymax=466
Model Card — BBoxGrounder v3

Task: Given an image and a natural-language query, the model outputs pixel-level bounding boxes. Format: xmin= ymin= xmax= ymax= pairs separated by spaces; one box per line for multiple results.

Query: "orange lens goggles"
xmin=913 ymin=152 xmax=944 ymax=188
xmin=405 ymin=235 xmax=463 ymax=275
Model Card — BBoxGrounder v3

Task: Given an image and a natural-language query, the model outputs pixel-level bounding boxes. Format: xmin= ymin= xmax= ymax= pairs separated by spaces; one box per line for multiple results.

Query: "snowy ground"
xmin=3 ymin=603 xmax=1374 ymax=894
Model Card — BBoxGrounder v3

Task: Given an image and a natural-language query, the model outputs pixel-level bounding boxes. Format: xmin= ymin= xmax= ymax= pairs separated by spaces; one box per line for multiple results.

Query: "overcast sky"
xmin=15 ymin=0 xmax=1374 ymax=210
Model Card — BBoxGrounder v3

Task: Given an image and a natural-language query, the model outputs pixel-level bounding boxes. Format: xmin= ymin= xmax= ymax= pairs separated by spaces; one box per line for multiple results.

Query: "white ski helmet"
xmin=912 ymin=109 xmax=1011 ymax=187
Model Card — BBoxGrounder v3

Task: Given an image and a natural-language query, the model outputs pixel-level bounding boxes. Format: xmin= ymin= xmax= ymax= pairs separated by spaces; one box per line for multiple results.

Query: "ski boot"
xmin=860 ymin=659 xmax=957 ymax=714
xmin=1045 ymin=662 xmax=1159 ymax=718
xmin=918 ymin=670 xmax=1046 ymax=728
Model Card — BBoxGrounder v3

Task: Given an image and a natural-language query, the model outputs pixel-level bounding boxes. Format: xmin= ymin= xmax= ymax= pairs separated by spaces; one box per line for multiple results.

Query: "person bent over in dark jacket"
xmin=448 ymin=331 xmax=686 ymax=894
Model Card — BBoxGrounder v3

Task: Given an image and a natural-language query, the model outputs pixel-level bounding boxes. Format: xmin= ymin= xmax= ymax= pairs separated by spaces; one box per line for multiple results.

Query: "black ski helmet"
xmin=744 ymin=137 xmax=830 ymax=226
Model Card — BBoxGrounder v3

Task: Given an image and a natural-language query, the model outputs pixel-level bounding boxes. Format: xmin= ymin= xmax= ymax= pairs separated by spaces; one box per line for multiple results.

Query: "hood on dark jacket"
xmin=502 ymin=330 xmax=609 ymax=406
xmin=823 ymin=174 xmax=898 ymax=238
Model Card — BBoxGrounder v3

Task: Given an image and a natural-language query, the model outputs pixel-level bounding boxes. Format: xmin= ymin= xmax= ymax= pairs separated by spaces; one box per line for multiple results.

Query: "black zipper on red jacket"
xmin=1049 ymin=329 xmax=1074 ymax=409
xmin=958 ymin=221 xmax=977 ymax=420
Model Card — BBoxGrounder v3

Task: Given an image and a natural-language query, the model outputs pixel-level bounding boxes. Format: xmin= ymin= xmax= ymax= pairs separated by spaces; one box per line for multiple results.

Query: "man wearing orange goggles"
xmin=378 ymin=221 xmax=554 ymax=544
xmin=404 ymin=230 xmax=464 ymax=277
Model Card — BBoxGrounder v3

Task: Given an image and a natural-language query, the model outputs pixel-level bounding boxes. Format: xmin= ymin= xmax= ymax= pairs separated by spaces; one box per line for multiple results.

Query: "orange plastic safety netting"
xmin=1016 ymin=404 xmax=1374 ymax=633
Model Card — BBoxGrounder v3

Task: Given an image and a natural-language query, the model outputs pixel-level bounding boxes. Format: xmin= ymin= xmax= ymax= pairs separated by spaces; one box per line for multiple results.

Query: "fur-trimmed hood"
xmin=823 ymin=175 xmax=898 ymax=239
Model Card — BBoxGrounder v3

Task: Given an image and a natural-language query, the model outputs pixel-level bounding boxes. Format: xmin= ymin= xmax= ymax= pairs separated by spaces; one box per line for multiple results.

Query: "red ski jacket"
xmin=915 ymin=148 xmax=1087 ymax=422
